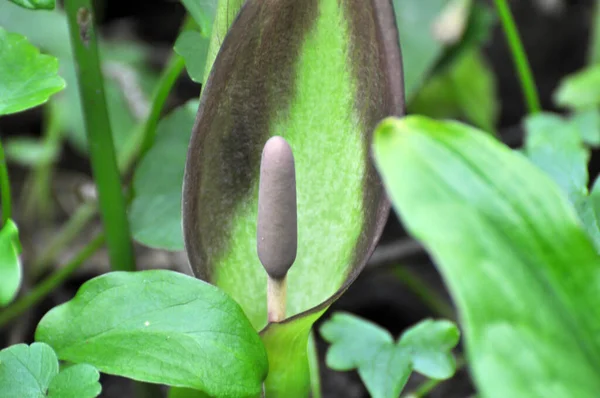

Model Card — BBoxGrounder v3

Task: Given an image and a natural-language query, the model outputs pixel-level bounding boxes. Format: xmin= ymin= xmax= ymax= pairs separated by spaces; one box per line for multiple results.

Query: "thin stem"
xmin=0 ymin=138 xmax=11 ymax=226
xmin=32 ymin=202 xmax=97 ymax=278
xmin=392 ymin=265 xmax=455 ymax=320
xmin=64 ymin=0 xmax=135 ymax=271
xmin=0 ymin=234 xmax=105 ymax=329
xmin=493 ymin=0 xmax=541 ymax=115
xmin=307 ymin=331 xmax=322 ymax=398
xmin=589 ymin=0 xmax=600 ymax=64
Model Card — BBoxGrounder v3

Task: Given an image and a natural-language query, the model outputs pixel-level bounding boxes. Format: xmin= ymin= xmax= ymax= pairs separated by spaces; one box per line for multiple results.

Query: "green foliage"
xmin=180 ymin=0 xmax=217 ymax=37
xmin=174 ymin=31 xmax=210 ymax=83
xmin=320 ymin=313 xmax=459 ymax=398
xmin=554 ymin=64 xmax=600 ymax=110
xmin=0 ymin=342 xmax=101 ymax=398
xmin=8 ymin=0 xmax=54 ymax=9
xmin=130 ymin=100 xmax=198 ymax=250
xmin=4 ymin=137 xmax=58 ymax=167
xmin=373 ymin=116 xmax=600 ymax=398
xmin=35 ymin=270 xmax=268 ymax=397
xmin=0 ymin=219 xmax=22 ymax=306
xmin=409 ymin=48 xmax=498 ymax=132
xmin=0 ymin=26 xmax=65 ymax=116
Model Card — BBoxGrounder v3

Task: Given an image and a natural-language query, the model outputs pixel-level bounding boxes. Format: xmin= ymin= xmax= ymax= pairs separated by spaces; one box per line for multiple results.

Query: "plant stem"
xmin=393 ymin=265 xmax=455 ymax=320
xmin=493 ymin=0 xmax=541 ymax=115
xmin=307 ymin=331 xmax=322 ymax=398
xmin=0 ymin=138 xmax=11 ymax=226
xmin=0 ymin=234 xmax=105 ymax=329
xmin=64 ymin=0 xmax=135 ymax=272
xmin=589 ymin=0 xmax=600 ymax=64
xmin=32 ymin=202 xmax=97 ymax=278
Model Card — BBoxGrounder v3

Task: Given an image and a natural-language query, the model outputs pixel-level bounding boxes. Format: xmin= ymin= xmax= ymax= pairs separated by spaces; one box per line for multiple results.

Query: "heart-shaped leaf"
xmin=35 ymin=270 xmax=268 ymax=397
xmin=372 ymin=116 xmax=600 ymax=397
xmin=0 ymin=26 xmax=65 ymax=116
xmin=0 ymin=219 xmax=22 ymax=306
xmin=0 ymin=342 xmax=101 ymax=398
xmin=320 ymin=313 xmax=459 ymax=398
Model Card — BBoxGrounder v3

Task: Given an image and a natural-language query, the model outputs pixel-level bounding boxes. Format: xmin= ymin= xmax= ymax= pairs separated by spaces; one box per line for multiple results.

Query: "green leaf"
xmin=554 ymin=64 xmax=600 ymax=110
xmin=0 ymin=219 xmax=22 ymax=306
xmin=8 ymin=0 xmax=55 ymax=10
xmin=47 ymin=364 xmax=101 ymax=398
xmin=180 ymin=0 xmax=217 ymax=37
xmin=320 ymin=313 xmax=459 ymax=398
xmin=5 ymin=137 xmax=59 ymax=167
xmin=0 ymin=342 xmax=101 ymax=398
xmin=168 ymin=387 xmax=211 ymax=398
xmin=174 ymin=31 xmax=210 ymax=83
xmin=35 ymin=270 xmax=268 ymax=397
xmin=394 ymin=0 xmax=460 ymax=99
xmin=373 ymin=116 xmax=600 ymax=398
xmin=0 ymin=27 xmax=65 ymax=116
xmin=571 ymin=109 xmax=600 ymax=147
xmin=130 ymin=100 xmax=198 ymax=250
xmin=409 ymin=48 xmax=498 ymax=132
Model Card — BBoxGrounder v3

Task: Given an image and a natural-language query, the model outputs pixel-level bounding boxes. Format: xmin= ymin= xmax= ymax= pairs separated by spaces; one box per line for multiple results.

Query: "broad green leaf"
xmin=168 ymin=387 xmax=211 ymax=398
xmin=571 ymin=109 xmax=600 ymax=147
xmin=320 ymin=313 xmax=459 ymax=398
xmin=0 ymin=342 xmax=100 ymax=398
xmin=373 ymin=116 xmax=600 ymax=398
xmin=130 ymin=100 xmax=198 ymax=250
xmin=0 ymin=219 xmax=22 ymax=306
xmin=554 ymin=64 xmax=600 ymax=110
xmin=47 ymin=364 xmax=101 ymax=398
xmin=5 ymin=137 xmax=58 ymax=167
xmin=174 ymin=31 xmax=210 ymax=83
xmin=409 ymin=48 xmax=498 ymax=132
xmin=8 ymin=0 xmax=54 ymax=10
xmin=523 ymin=113 xmax=600 ymax=250
xmin=180 ymin=0 xmax=218 ymax=37
xmin=0 ymin=27 xmax=65 ymax=115
xmin=393 ymin=0 xmax=456 ymax=99
xmin=35 ymin=270 xmax=268 ymax=397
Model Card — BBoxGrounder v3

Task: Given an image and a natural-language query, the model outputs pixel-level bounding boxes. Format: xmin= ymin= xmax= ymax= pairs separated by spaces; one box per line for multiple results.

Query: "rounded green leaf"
xmin=0 ymin=343 xmax=58 ymax=398
xmin=174 ymin=31 xmax=210 ymax=84
xmin=47 ymin=364 xmax=101 ymax=398
xmin=35 ymin=270 xmax=268 ymax=397
xmin=373 ymin=116 xmax=600 ymax=397
xmin=0 ymin=27 xmax=65 ymax=116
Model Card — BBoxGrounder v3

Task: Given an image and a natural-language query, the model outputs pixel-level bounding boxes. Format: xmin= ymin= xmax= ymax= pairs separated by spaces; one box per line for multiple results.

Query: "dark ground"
xmin=0 ymin=0 xmax=596 ymax=397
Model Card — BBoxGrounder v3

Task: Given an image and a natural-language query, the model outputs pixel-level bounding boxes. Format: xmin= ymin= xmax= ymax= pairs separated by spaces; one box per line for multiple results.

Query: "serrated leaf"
xmin=320 ymin=313 xmax=459 ymax=398
xmin=372 ymin=116 xmax=600 ymax=398
xmin=130 ymin=100 xmax=198 ymax=250
xmin=8 ymin=0 xmax=54 ymax=10
xmin=0 ymin=219 xmax=22 ymax=306
xmin=0 ymin=342 xmax=100 ymax=398
xmin=174 ymin=31 xmax=210 ymax=83
xmin=554 ymin=64 xmax=600 ymax=110
xmin=35 ymin=270 xmax=268 ymax=397
xmin=47 ymin=364 xmax=101 ymax=398
xmin=0 ymin=27 xmax=65 ymax=116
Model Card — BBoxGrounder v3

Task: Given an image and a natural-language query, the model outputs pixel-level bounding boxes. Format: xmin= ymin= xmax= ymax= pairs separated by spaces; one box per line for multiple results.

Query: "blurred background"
xmin=0 ymin=0 xmax=596 ymax=396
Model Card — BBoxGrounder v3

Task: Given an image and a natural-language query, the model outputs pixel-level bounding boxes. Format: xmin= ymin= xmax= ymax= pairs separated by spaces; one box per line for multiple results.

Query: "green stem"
xmin=32 ymin=202 xmax=97 ymax=278
xmin=0 ymin=234 xmax=105 ymax=329
xmin=308 ymin=331 xmax=322 ymax=398
xmin=0 ymin=138 xmax=11 ymax=226
xmin=392 ymin=265 xmax=455 ymax=320
xmin=64 ymin=0 xmax=135 ymax=272
xmin=589 ymin=0 xmax=600 ymax=64
xmin=493 ymin=0 xmax=541 ymax=115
